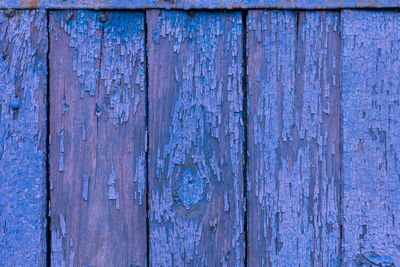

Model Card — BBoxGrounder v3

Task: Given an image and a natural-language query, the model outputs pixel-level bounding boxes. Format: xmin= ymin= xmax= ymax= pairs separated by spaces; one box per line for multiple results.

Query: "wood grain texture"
xmin=147 ymin=10 xmax=244 ymax=266
xmin=247 ymin=10 xmax=341 ymax=266
xmin=0 ymin=0 xmax=399 ymax=10
xmin=49 ymin=10 xmax=146 ymax=266
xmin=0 ymin=10 xmax=47 ymax=266
xmin=341 ymin=10 xmax=400 ymax=267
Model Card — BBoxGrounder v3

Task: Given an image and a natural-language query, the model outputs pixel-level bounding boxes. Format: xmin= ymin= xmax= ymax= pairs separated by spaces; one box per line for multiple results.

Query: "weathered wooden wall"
xmin=1 ymin=7 xmax=400 ymax=267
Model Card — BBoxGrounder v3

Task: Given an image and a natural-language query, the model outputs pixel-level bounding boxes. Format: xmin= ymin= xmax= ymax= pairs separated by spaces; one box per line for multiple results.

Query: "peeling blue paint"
xmin=0 ymin=10 xmax=47 ymax=266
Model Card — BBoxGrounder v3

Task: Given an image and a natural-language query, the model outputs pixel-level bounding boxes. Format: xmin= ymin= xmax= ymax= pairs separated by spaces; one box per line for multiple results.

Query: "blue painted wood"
xmin=0 ymin=0 xmax=399 ymax=10
xmin=247 ymin=10 xmax=341 ymax=266
xmin=147 ymin=10 xmax=245 ymax=266
xmin=2 ymin=7 xmax=400 ymax=267
xmin=0 ymin=10 xmax=47 ymax=266
xmin=341 ymin=10 xmax=400 ymax=266
xmin=49 ymin=10 xmax=147 ymax=266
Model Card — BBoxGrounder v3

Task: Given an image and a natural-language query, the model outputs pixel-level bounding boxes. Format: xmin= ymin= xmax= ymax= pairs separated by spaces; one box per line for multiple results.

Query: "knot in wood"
xmin=178 ymin=169 xmax=203 ymax=209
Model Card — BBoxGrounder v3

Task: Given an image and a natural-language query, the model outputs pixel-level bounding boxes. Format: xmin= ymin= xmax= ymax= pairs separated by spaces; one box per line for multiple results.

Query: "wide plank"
xmin=0 ymin=10 xmax=48 ymax=266
xmin=247 ymin=10 xmax=341 ymax=266
xmin=341 ymin=10 xmax=400 ymax=266
xmin=49 ymin=10 xmax=146 ymax=266
xmin=147 ymin=10 xmax=245 ymax=266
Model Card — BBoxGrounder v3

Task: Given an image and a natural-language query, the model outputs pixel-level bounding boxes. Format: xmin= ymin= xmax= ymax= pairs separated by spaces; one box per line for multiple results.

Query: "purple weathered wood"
xmin=147 ymin=10 xmax=245 ymax=266
xmin=0 ymin=0 xmax=399 ymax=10
xmin=49 ymin=10 xmax=146 ymax=266
xmin=0 ymin=10 xmax=47 ymax=266
xmin=341 ymin=10 xmax=400 ymax=266
xmin=247 ymin=10 xmax=341 ymax=266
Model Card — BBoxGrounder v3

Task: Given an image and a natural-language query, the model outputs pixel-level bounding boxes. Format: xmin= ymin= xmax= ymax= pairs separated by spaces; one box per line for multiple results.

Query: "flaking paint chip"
xmin=59 ymin=213 xmax=67 ymax=237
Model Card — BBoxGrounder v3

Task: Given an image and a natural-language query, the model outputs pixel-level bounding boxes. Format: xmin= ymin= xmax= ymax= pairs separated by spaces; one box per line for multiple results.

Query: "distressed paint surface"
xmin=247 ymin=10 xmax=341 ymax=266
xmin=0 ymin=10 xmax=47 ymax=266
xmin=1 ymin=7 xmax=400 ymax=267
xmin=0 ymin=0 xmax=399 ymax=10
xmin=341 ymin=10 xmax=400 ymax=267
xmin=147 ymin=10 xmax=245 ymax=266
xmin=49 ymin=10 xmax=146 ymax=266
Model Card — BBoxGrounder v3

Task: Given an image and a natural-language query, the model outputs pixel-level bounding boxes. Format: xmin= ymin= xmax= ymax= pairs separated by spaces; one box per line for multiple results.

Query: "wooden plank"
xmin=147 ymin=10 xmax=245 ymax=266
xmin=49 ymin=10 xmax=146 ymax=266
xmin=341 ymin=10 xmax=400 ymax=266
xmin=0 ymin=0 xmax=399 ymax=10
xmin=0 ymin=10 xmax=47 ymax=266
xmin=247 ymin=10 xmax=341 ymax=266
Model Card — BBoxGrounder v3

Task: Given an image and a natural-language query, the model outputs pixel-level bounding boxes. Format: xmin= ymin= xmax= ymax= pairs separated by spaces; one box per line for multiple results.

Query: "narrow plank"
xmin=247 ymin=10 xmax=341 ymax=266
xmin=49 ymin=11 xmax=146 ymax=266
xmin=1 ymin=0 xmax=399 ymax=10
xmin=341 ymin=10 xmax=400 ymax=266
xmin=0 ymin=10 xmax=47 ymax=266
xmin=147 ymin=10 xmax=244 ymax=266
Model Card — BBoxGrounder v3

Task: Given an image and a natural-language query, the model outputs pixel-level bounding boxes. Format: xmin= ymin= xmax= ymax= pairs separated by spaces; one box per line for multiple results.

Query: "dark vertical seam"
xmin=338 ymin=10 xmax=343 ymax=267
xmin=242 ymin=10 xmax=248 ymax=267
xmin=144 ymin=10 xmax=150 ymax=267
xmin=45 ymin=10 xmax=51 ymax=267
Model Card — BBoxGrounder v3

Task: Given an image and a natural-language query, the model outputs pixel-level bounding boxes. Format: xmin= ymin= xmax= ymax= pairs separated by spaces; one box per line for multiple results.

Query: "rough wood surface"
xmin=0 ymin=10 xmax=47 ymax=267
xmin=147 ymin=10 xmax=245 ymax=266
xmin=0 ymin=0 xmax=399 ymax=10
xmin=49 ymin=10 xmax=146 ymax=266
xmin=247 ymin=10 xmax=341 ymax=266
xmin=341 ymin=10 xmax=400 ymax=267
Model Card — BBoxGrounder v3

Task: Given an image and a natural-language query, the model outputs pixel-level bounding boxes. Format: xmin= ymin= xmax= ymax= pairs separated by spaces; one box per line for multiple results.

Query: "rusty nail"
xmin=66 ymin=11 xmax=74 ymax=22
xmin=95 ymin=103 xmax=102 ymax=117
xmin=172 ymin=190 xmax=179 ymax=202
xmin=10 ymin=97 xmax=20 ymax=109
xmin=5 ymin=9 xmax=15 ymax=18
xmin=99 ymin=13 xmax=108 ymax=23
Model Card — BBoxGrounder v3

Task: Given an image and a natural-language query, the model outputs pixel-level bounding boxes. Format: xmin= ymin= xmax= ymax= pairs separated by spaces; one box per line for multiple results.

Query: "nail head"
xmin=99 ymin=13 xmax=108 ymax=23
xmin=10 ymin=98 xmax=20 ymax=109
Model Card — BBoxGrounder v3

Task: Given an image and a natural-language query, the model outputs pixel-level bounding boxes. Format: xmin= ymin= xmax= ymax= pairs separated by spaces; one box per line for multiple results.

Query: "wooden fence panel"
xmin=247 ymin=10 xmax=341 ymax=266
xmin=341 ymin=10 xmax=400 ymax=266
xmin=0 ymin=10 xmax=48 ymax=266
xmin=49 ymin=10 xmax=146 ymax=266
xmin=1 ymin=7 xmax=400 ymax=267
xmin=147 ymin=10 xmax=245 ymax=266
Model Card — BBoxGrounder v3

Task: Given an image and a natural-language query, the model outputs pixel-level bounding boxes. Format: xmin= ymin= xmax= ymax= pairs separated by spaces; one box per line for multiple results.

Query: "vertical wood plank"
xmin=247 ymin=10 xmax=341 ymax=266
xmin=49 ymin=11 xmax=146 ymax=266
xmin=0 ymin=10 xmax=47 ymax=266
xmin=147 ymin=10 xmax=245 ymax=266
xmin=341 ymin=10 xmax=400 ymax=266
